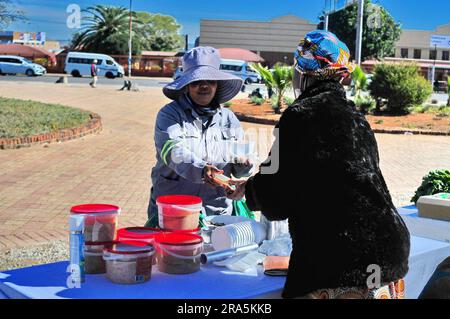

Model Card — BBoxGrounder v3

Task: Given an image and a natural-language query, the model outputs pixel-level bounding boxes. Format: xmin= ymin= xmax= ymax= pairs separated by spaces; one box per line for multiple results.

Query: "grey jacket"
xmin=147 ymin=94 xmax=252 ymax=224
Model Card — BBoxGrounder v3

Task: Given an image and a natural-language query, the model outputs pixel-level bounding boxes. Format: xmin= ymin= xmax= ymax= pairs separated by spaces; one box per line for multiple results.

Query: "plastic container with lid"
xmin=84 ymin=241 xmax=114 ymax=274
xmin=156 ymin=195 xmax=204 ymax=231
xmin=70 ymin=204 xmax=120 ymax=242
xmin=116 ymin=227 xmax=161 ymax=244
xmin=103 ymin=241 xmax=155 ymax=284
xmin=155 ymin=233 xmax=203 ymax=274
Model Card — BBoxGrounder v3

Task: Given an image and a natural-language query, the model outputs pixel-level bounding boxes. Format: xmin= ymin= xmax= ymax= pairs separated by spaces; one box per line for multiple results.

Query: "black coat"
xmin=245 ymin=80 xmax=410 ymax=298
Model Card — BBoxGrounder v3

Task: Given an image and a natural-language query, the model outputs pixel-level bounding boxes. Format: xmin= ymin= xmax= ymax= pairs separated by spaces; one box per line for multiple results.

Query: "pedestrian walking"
xmin=90 ymin=59 xmax=98 ymax=88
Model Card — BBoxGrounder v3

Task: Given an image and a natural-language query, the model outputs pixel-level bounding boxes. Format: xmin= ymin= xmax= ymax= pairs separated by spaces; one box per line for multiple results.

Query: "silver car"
xmin=0 ymin=55 xmax=46 ymax=76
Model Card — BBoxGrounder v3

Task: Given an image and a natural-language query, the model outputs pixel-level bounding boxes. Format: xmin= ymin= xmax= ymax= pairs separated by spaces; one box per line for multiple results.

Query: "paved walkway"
xmin=1 ymin=81 xmax=450 ymax=250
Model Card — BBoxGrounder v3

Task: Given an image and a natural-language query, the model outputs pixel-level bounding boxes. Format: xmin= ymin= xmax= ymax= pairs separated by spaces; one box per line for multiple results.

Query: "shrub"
xmin=411 ymin=169 xmax=450 ymax=204
xmin=355 ymin=95 xmax=376 ymax=114
xmin=368 ymin=63 xmax=432 ymax=114
xmin=223 ymin=101 xmax=232 ymax=107
xmin=250 ymin=96 xmax=264 ymax=105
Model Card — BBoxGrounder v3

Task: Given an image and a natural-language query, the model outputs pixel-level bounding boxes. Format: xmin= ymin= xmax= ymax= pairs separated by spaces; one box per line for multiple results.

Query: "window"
xmin=9 ymin=58 xmax=21 ymax=64
xmin=443 ymin=51 xmax=450 ymax=61
xmin=414 ymin=49 xmax=421 ymax=59
xmin=0 ymin=57 xmax=6 ymax=62
xmin=220 ymin=64 xmax=242 ymax=72
xmin=68 ymin=57 xmax=102 ymax=64
xmin=106 ymin=60 xmax=114 ymax=65
xmin=430 ymin=50 xmax=437 ymax=60
xmin=400 ymin=48 xmax=409 ymax=59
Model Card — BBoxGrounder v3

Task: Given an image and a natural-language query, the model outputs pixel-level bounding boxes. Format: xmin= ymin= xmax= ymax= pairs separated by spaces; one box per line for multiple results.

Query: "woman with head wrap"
xmin=228 ymin=30 xmax=410 ymax=299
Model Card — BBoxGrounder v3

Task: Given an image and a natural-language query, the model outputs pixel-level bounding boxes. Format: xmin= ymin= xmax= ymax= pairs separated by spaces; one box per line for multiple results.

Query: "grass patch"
xmin=374 ymin=119 xmax=384 ymax=125
xmin=0 ymin=97 xmax=91 ymax=139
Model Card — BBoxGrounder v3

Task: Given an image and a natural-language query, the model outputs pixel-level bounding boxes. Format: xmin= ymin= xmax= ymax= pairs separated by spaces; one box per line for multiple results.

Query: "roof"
xmin=141 ymin=51 xmax=178 ymax=57
xmin=363 ymin=57 xmax=450 ymax=69
xmin=0 ymin=44 xmax=56 ymax=64
xmin=218 ymin=48 xmax=264 ymax=63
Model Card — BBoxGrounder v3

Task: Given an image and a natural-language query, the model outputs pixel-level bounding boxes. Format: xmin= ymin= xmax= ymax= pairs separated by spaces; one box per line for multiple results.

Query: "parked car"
xmin=0 ymin=55 xmax=46 ymax=76
xmin=220 ymin=59 xmax=261 ymax=84
xmin=64 ymin=52 xmax=124 ymax=78
xmin=173 ymin=59 xmax=262 ymax=84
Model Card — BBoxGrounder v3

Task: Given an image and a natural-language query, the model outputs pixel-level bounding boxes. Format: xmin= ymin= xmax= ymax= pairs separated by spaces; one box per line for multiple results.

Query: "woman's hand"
xmin=226 ymin=180 xmax=247 ymax=200
xmin=203 ymin=164 xmax=225 ymax=188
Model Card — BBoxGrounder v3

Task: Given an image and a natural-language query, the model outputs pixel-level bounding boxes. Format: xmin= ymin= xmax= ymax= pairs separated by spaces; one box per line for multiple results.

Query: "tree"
xmin=136 ymin=12 xmax=183 ymax=51
xmin=250 ymin=63 xmax=293 ymax=114
xmin=318 ymin=0 xmax=401 ymax=61
xmin=71 ymin=5 xmax=143 ymax=55
xmin=0 ymin=0 xmax=26 ymax=29
xmin=71 ymin=7 xmax=183 ymax=55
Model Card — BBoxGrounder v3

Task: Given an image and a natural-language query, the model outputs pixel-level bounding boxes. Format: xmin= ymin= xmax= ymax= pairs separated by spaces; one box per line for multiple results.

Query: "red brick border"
xmin=0 ymin=112 xmax=103 ymax=150
xmin=234 ymin=113 xmax=450 ymax=136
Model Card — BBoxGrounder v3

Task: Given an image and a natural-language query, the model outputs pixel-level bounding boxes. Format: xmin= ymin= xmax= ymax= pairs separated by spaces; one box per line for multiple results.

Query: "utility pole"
xmin=185 ymin=34 xmax=189 ymax=51
xmin=324 ymin=14 xmax=329 ymax=30
xmin=128 ymin=0 xmax=133 ymax=79
xmin=355 ymin=0 xmax=364 ymax=65
xmin=431 ymin=44 xmax=437 ymax=89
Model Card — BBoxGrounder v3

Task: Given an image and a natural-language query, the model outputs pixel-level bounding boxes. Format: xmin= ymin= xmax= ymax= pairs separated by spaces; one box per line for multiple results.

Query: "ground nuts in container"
xmin=103 ymin=241 xmax=155 ymax=284
xmin=70 ymin=204 xmax=120 ymax=243
xmin=84 ymin=242 xmax=114 ymax=274
xmin=156 ymin=195 xmax=203 ymax=231
xmin=155 ymin=233 xmax=203 ymax=274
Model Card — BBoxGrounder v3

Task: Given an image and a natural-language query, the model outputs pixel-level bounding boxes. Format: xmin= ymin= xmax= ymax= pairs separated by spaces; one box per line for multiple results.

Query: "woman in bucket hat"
xmin=228 ymin=30 xmax=410 ymax=299
xmin=146 ymin=46 xmax=252 ymax=227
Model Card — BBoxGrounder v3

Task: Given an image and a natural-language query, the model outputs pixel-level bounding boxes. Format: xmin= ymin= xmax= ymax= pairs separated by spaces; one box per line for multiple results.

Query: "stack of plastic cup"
xmin=210 ymin=221 xmax=267 ymax=251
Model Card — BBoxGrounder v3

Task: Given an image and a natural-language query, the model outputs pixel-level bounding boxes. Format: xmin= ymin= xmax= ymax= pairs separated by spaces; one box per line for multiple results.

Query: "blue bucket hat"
xmin=163 ymin=46 xmax=243 ymax=104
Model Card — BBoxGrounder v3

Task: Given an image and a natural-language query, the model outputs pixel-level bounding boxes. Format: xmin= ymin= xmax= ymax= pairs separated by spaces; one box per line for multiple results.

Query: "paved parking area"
xmin=1 ymin=81 xmax=450 ymax=250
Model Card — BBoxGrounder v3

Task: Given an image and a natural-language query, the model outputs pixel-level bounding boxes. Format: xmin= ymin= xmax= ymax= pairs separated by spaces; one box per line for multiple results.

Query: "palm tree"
xmin=71 ymin=5 xmax=142 ymax=55
xmin=251 ymin=63 xmax=293 ymax=114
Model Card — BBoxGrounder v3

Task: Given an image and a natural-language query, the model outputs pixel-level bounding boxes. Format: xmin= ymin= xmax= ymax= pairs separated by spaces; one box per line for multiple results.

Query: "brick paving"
xmin=0 ymin=81 xmax=450 ymax=250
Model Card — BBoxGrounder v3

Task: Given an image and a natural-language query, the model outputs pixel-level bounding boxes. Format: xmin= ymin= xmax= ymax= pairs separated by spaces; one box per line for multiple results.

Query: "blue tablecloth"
xmin=0 ymin=262 xmax=285 ymax=299
xmin=1 ymin=207 xmax=450 ymax=299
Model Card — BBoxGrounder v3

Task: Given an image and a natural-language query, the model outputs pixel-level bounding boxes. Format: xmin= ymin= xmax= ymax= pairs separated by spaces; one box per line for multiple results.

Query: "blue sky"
xmin=7 ymin=0 xmax=450 ymax=43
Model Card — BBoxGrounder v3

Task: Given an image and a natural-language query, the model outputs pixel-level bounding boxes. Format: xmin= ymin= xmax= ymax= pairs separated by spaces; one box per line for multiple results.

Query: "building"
xmin=394 ymin=24 xmax=450 ymax=62
xmin=200 ymin=15 xmax=316 ymax=66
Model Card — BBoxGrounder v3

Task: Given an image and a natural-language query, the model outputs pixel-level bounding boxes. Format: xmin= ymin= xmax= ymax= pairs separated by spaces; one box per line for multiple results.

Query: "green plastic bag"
xmin=232 ymin=199 xmax=255 ymax=220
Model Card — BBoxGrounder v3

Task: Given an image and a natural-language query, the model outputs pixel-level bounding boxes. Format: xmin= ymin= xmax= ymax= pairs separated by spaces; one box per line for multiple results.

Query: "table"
xmin=0 ymin=262 xmax=285 ymax=299
xmin=1 ymin=207 xmax=450 ymax=299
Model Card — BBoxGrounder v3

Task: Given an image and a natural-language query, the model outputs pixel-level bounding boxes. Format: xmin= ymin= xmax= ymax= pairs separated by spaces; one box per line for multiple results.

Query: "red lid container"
xmin=156 ymin=195 xmax=202 ymax=206
xmin=155 ymin=233 xmax=203 ymax=246
xmin=116 ymin=227 xmax=161 ymax=243
xmin=70 ymin=204 xmax=120 ymax=215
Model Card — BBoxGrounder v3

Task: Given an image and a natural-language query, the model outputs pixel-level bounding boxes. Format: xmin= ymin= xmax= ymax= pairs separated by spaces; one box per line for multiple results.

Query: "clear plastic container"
xmin=155 ymin=233 xmax=203 ymax=274
xmin=84 ymin=241 xmax=114 ymax=274
xmin=70 ymin=204 xmax=120 ymax=243
xmin=156 ymin=195 xmax=203 ymax=231
xmin=103 ymin=241 xmax=155 ymax=284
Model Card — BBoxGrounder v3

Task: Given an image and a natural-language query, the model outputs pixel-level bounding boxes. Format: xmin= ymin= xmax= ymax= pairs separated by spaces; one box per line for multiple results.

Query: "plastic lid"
xmin=104 ymin=241 xmax=154 ymax=255
xmin=85 ymin=241 xmax=116 ymax=246
xmin=70 ymin=204 xmax=120 ymax=215
xmin=156 ymin=195 xmax=202 ymax=206
xmin=155 ymin=233 xmax=203 ymax=246
xmin=117 ymin=227 xmax=161 ymax=239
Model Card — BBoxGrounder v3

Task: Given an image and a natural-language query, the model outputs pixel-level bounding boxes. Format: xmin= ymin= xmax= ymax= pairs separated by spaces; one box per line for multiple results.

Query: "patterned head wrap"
xmin=294 ymin=30 xmax=355 ymax=80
